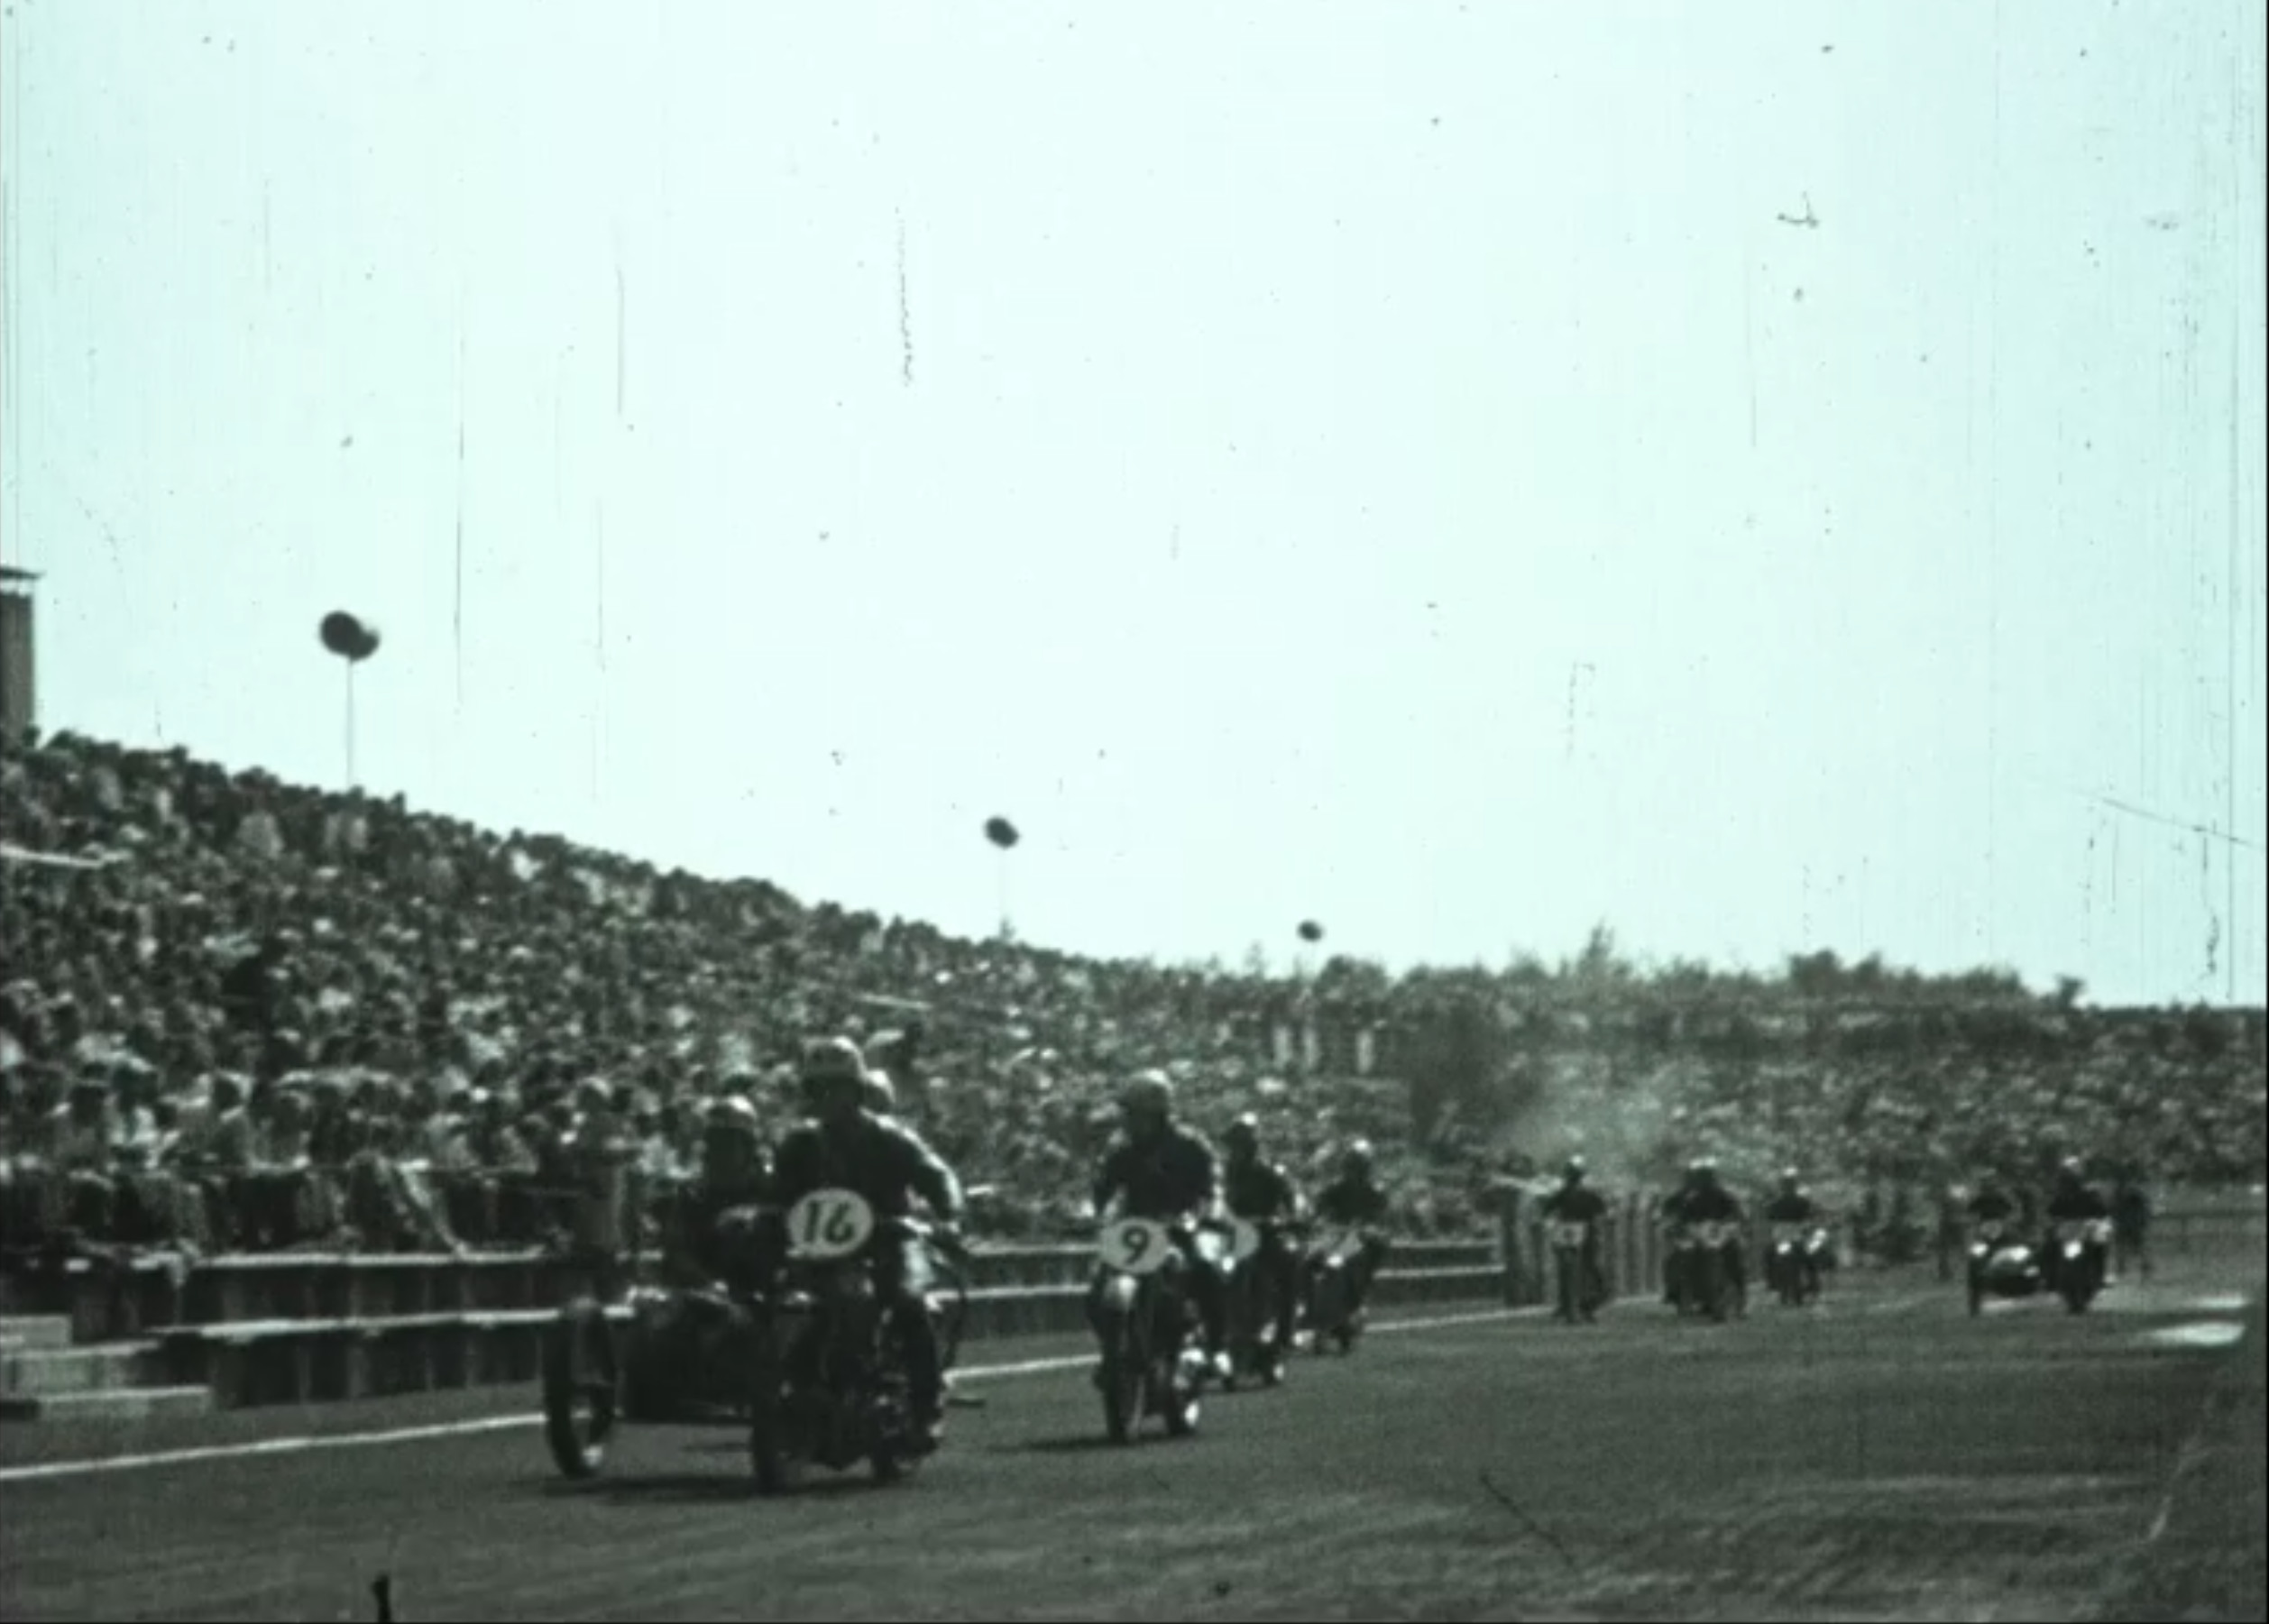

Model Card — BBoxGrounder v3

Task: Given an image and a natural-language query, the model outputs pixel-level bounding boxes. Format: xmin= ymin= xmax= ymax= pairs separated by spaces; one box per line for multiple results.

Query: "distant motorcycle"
xmin=538 ymin=1188 xmax=969 ymax=1493
xmin=1221 ymin=1216 xmax=1296 ymax=1389
xmin=1300 ymin=1227 xmax=1368 ymax=1355
xmin=1965 ymin=1217 xmax=2043 ymax=1316
xmin=1091 ymin=1216 xmax=1209 ymax=1445
xmin=1671 ymin=1220 xmax=1741 ymax=1322
xmin=2047 ymin=1217 xmax=2113 ymax=1314
xmin=1766 ymin=1222 xmax=1830 ymax=1307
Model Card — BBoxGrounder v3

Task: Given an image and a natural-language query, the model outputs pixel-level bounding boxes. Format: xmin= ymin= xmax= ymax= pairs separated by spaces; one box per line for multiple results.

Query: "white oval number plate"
xmin=1226 ymin=1217 xmax=1263 ymax=1263
xmin=1098 ymin=1217 xmax=1171 ymax=1275
xmin=786 ymin=1188 xmax=876 ymax=1262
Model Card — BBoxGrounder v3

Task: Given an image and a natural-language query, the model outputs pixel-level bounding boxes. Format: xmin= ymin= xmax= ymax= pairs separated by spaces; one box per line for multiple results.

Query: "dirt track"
xmin=2 ymin=1253 xmax=2260 ymax=1622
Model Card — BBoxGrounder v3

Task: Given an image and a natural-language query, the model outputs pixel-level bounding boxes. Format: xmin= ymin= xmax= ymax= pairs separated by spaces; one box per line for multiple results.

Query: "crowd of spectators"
xmin=3 ymin=730 xmax=2262 ymax=1273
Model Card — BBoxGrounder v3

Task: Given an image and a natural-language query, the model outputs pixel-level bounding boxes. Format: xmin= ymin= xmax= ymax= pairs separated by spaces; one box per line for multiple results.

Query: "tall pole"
xmin=997 ymin=848 xmax=1011 ymax=941
xmin=344 ymin=659 xmax=357 ymax=790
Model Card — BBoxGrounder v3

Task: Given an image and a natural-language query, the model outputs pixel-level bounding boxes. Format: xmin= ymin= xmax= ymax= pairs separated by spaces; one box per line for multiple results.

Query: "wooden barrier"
xmin=0 ymin=1234 xmax=1509 ymax=1411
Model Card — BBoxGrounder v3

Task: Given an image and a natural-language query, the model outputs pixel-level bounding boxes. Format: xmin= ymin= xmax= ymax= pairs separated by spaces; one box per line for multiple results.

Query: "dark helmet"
xmin=1562 ymin=1155 xmax=1587 ymax=1183
xmin=1225 ymin=1112 xmax=1260 ymax=1152
xmin=800 ymin=1035 xmax=868 ymax=1109
xmin=1120 ymin=1069 xmax=1174 ymax=1118
xmin=1778 ymin=1166 xmax=1801 ymax=1190
xmin=1343 ymin=1138 xmax=1374 ymax=1175
xmin=703 ymin=1096 xmax=761 ymax=1150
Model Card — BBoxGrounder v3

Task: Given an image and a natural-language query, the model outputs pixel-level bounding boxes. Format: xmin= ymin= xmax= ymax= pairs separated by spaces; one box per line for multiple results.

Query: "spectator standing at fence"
xmin=567 ymin=1078 xmax=637 ymax=1293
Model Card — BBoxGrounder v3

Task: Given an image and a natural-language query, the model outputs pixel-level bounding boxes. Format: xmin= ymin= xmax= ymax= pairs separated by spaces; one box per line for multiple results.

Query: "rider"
xmin=768 ymin=1036 xmax=966 ymax=1454
xmin=1658 ymin=1162 xmax=1702 ymax=1304
xmin=1089 ymin=1069 xmax=1232 ymax=1381
xmin=1762 ymin=1168 xmax=1823 ymax=1296
xmin=2041 ymin=1157 xmax=2110 ymax=1289
xmin=1537 ymin=1155 xmax=1609 ymax=1321
xmin=1220 ymin=1113 xmax=1305 ymax=1370
xmin=659 ymin=1097 xmax=775 ymax=1289
xmin=1309 ymin=1139 xmax=1392 ymax=1326
xmin=1967 ymin=1172 xmax=2022 ymax=1228
xmin=1673 ymin=1158 xmax=1747 ymax=1307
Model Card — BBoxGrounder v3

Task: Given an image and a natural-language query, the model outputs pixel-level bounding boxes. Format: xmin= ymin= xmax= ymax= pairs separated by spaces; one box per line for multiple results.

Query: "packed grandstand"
xmin=3 ymin=727 xmax=2263 ymax=1270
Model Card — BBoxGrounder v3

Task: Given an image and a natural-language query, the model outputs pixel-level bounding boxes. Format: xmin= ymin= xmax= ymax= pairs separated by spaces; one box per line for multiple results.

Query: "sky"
xmin=1 ymin=0 xmax=2264 ymax=1006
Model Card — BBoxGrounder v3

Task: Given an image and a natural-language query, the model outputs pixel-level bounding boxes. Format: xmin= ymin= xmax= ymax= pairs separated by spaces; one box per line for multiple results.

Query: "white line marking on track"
xmin=0 ymin=1305 xmax=1544 ymax=1485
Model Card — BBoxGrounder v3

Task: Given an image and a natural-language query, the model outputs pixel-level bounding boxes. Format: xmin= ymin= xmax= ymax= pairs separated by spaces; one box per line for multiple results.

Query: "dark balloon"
xmin=319 ymin=611 xmax=381 ymax=662
xmin=1297 ymin=920 xmax=1324 ymax=943
xmin=983 ymin=816 xmax=1020 ymax=850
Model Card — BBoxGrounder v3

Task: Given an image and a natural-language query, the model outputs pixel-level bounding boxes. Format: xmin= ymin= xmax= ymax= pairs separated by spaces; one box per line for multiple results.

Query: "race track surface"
xmin=2 ymin=1253 xmax=2261 ymax=1623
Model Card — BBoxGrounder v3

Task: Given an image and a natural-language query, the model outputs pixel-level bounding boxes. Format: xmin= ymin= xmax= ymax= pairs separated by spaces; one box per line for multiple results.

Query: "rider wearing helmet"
xmin=2041 ymin=1157 xmax=2110 ymax=1290
xmin=1089 ymin=1069 xmax=1232 ymax=1380
xmin=1538 ymin=1155 xmax=1609 ymax=1321
xmin=1967 ymin=1172 xmax=2021 ymax=1226
xmin=769 ymin=1036 xmax=966 ymax=1454
xmin=1668 ymin=1158 xmax=1747 ymax=1306
xmin=1221 ymin=1113 xmax=1304 ymax=1370
xmin=1763 ymin=1169 xmax=1818 ymax=1224
xmin=1762 ymin=1167 xmax=1824 ymax=1298
xmin=1309 ymin=1138 xmax=1392 ymax=1320
xmin=660 ymin=1096 xmax=775 ymax=1289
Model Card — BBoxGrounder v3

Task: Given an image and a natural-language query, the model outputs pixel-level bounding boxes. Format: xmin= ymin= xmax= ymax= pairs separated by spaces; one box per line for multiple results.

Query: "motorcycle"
xmin=2047 ymin=1217 xmax=2113 ymax=1314
xmin=1671 ymin=1220 xmax=1741 ymax=1322
xmin=1221 ymin=1216 xmax=1297 ymax=1389
xmin=747 ymin=1188 xmax=969 ymax=1491
xmin=1091 ymin=1215 xmax=1210 ymax=1445
xmin=1964 ymin=1217 xmax=2043 ymax=1316
xmin=1767 ymin=1222 xmax=1829 ymax=1307
xmin=1548 ymin=1220 xmax=1599 ymax=1324
xmin=538 ymin=1188 xmax=969 ymax=1491
xmin=1300 ymin=1226 xmax=1368 ymax=1354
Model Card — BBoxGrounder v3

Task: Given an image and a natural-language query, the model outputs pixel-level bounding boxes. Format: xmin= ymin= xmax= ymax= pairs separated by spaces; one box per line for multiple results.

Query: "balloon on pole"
xmin=983 ymin=816 xmax=1020 ymax=940
xmin=318 ymin=610 xmax=381 ymax=789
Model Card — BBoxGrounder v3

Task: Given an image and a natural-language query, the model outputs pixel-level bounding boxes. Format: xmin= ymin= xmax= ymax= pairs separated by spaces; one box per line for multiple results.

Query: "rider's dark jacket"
xmin=1968 ymin=1187 xmax=2020 ymax=1224
xmin=1314 ymin=1173 xmax=1389 ymax=1229
xmin=1094 ymin=1124 xmax=1218 ymax=1222
xmin=1540 ymin=1184 xmax=1609 ymax=1225
xmin=1764 ymin=1191 xmax=1820 ymax=1224
xmin=1224 ymin=1157 xmax=1300 ymax=1225
xmin=2045 ymin=1182 xmax=2110 ymax=1224
xmin=1675 ymin=1184 xmax=1743 ymax=1225
xmin=770 ymin=1112 xmax=962 ymax=1223
xmin=666 ymin=1167 xmax=773 ymax=1285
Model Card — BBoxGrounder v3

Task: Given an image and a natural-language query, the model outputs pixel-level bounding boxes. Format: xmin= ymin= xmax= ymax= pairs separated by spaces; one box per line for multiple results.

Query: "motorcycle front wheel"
xmin=1098 ymin=1312 xmax=1144 ymax=1445
xmin=541 ymin=1299 xmax=619 ymax=1481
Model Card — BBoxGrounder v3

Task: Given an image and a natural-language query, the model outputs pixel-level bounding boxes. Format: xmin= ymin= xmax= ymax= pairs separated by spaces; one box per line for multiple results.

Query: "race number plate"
xmin=1550 ymin=1221 xmax=1588 ymax=1248
xmin=1694 ymin=1221 xmax=1732 ymax=1247
xmin=1226 ymin=1217 xmax=1263 ymax=1263
xmin=785 ymin=1188 xmax=876 ymax=1262
xmin=1098 ymin=1217 xmax=1173 ymax=1275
